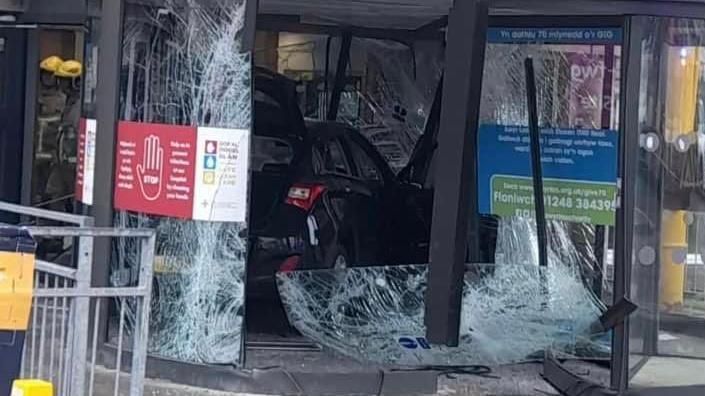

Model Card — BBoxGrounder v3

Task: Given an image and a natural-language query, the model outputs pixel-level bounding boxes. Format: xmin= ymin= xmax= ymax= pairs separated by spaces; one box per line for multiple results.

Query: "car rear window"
xmin=251 ymin=136 xmax=295 ymax=172
xmin=347 ymin=140 xmax=383 ymax=182
xmin=254 ymin=90 xmax=281 ymax=109
xmin=317 ymin=139 xmax=351 ymax=175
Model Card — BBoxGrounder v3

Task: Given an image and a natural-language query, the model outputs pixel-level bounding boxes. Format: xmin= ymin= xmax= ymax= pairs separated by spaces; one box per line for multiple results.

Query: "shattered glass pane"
xmin=495 ymin=217 xmax=605 ymax=297
xmin=254 ymin=34 xmax=442 ymax=172
xmin=277 ymin=262 xmax=609 ymax=366
xmin=478 ymin=39 xmax=622 ymax=303
xmin=278 ymin=34 xmax=620 ymax=367
xmin=112 ymin=0 xmax=251 ymax=365
xmin=342 ymin=39 xmax=443 ymax=172
xmin=480 ymin=42 xmax=620 ymax=130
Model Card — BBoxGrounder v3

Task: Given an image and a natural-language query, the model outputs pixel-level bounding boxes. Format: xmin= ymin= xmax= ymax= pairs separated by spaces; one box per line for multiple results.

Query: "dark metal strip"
xmin=524 ymin=57 xmax=548 ymax=268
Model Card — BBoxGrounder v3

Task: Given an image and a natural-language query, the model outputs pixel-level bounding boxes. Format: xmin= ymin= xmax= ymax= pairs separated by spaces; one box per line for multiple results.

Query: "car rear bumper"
xmin=247 ymin=235 xmax=304 ymax=300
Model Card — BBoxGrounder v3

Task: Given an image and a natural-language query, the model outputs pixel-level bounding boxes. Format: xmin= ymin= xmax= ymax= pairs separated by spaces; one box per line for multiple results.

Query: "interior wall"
xmin=19 ymin=0 xmax=86 ymax=24
xmin=38 ymin=29 xmax=79 ymax=60
xmin=254 ymin=31 xmax=278 ymax=72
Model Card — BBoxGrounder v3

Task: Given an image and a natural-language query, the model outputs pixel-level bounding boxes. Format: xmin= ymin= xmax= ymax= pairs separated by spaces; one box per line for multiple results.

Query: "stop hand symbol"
xmin=137 ymin=135 xmax=164 ymax=201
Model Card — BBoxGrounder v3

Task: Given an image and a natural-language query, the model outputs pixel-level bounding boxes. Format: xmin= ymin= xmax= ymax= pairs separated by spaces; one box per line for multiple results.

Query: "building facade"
xmin=1 ymin=1 xmax=705 ymax=394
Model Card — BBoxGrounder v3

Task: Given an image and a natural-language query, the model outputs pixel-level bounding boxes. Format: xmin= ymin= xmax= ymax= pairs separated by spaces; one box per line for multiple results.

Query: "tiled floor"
xmin=631 ymin=356 xmax=705 ymax=388
xmin=91 ymin=358 xmax=611 ymax=396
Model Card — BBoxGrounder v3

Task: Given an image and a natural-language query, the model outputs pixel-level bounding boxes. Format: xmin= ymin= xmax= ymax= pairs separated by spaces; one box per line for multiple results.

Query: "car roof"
xmin=305 ymin=121 xmax=352 ymax=141
xmin=254 ymin=67 xmax=308 ymax=140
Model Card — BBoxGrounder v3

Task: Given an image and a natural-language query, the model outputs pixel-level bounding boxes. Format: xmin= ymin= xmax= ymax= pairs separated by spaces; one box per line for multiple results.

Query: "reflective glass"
xmin=629 ymin=16 xmax=705 ymax=387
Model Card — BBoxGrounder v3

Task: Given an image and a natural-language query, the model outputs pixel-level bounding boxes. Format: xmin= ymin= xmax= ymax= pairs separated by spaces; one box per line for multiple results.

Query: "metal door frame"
xmin=0 ymin=27 xmax=27 ymax=219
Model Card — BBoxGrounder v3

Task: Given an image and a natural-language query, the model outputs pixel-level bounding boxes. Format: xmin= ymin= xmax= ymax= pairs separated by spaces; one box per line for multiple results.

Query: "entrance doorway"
xmin=629 ymin=16 xmax=705 ymax=388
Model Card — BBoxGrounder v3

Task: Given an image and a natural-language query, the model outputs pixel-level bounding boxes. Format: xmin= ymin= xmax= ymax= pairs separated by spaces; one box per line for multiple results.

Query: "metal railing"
xmin=0 ymin=201 xmax=155 ymax=396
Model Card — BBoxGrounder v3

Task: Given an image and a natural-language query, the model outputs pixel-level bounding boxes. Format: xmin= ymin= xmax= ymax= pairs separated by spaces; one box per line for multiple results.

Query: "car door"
xmin=308 ymin=136 xmax=358 ymax=267
xmin=341 ymin=134 xmax=392 ymax=264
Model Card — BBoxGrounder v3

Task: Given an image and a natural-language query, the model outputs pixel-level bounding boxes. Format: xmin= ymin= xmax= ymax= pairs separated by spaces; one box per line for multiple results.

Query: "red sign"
xmin=114 ymin=121 xmax=197 ymax=219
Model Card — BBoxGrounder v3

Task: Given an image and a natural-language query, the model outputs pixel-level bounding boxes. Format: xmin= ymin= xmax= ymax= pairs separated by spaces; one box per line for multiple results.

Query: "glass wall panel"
xmin=629 ymin=16 xmax=705 ymax=387
xmin=477 ymin=25 xmax=622 ymax=306
xmin=112 ymin=0 xmax=251 ymax=366
xmin=249 ymin=30 xmax=442 ymax=342
xmin=276 ymin=23 xmax=622 ymax=373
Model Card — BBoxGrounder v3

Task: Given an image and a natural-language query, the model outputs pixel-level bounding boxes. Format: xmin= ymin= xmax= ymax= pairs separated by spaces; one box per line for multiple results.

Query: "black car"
xmin=247 ymin=69 xmax=430 ymax=297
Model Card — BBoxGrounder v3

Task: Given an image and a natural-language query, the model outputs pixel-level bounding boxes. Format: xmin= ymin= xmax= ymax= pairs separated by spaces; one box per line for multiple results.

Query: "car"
xmin=247 ymin=69 xmax=431 ymax=299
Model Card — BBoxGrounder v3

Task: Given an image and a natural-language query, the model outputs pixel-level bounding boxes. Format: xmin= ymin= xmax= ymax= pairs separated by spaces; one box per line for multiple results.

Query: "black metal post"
xmin=327 ymin=32 xmax=352 ymax=121
xmin=241 ymin=0 xmax=259 ymax=365
xmin=424 ymin=0 xmax=488 ymax=346
xmin=611 ymin=16 xmax=643 ymax=392
xmin=92 ymin=0 xmax=124 ymax=342
xmin=524 ymin=57 xmax=548 ymax=268
xmin=21 ymin=30 xmax=39 ymax=207
xmin=0 ymin=28 xmax=26 ymax=224
xmin=324 ymin=36 xmax=332 ymax=116
xmin=242 ymin=0 xmax=258 ymax=53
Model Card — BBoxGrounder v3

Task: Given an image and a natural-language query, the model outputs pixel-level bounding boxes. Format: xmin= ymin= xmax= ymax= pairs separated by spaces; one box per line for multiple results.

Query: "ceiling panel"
xmin=258 ymin=0 xmax=453 ymax=29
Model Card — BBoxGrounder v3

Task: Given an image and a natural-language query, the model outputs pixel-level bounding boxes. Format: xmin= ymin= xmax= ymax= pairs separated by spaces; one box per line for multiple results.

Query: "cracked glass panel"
xmin=277 ymin=263 xmax=609 ymax=366
xmin=111 ymin=0 xmax=251 ymax=365
xmin=254 ymin=33 xmax=443 ymax=173
xmin=342 ymin=38 xmax=443 ymax=172
xmin=278 ymin=27 xmax=621 ymax=366
xmin=478 ymin=32 xmax=622 ymax=304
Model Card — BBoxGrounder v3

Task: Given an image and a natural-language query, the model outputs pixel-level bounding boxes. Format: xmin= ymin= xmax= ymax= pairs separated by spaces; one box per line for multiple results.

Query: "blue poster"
xmin=487 ymin=27 xmax=622 ymax=44
xmin=477 ymin=125 xmax=619 ymax=225
xmin=478 ymin=26 xmax=622 ymax=225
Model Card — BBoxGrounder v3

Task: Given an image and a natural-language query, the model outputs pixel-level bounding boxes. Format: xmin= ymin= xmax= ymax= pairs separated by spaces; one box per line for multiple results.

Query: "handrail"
xmin=0 ymin=200 xmax=92 ymax=226
xmin=35 ymin=260 xmax=78 ymax=280
xmin=26 ymin=227 xmax=155 ymax=238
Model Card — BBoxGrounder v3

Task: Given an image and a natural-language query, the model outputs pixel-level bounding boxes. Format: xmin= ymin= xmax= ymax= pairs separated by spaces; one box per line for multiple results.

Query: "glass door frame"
xmin=612 ymin=15 xmax=644 ymax=392
xmin=617 ymin=15 xmax=705 ymax=391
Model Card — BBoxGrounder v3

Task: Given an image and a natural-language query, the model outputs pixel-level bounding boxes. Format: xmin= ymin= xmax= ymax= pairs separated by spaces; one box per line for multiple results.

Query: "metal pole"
xmin=242 ymin=0 xmax=259 ymax=53
xmin=324 ymin=36 xmax=332 ymax=117
xmin=424 ymin=0 xmax=488 ymax=346
xmin=92 ymin=0 xmax=124 ymax=343
xmin=70 ymin=234 xmax=94 ymax=396
xmin=128 ymin=234 xmax=155 ymax=396
xmin=240 ymin=0 xmax=259 ymax=366
xmin=21 ymin=30 xmax=39 ymax=207
xmin=327 ymin=32 xmax=352 ymax=121
xmin=524 ymin=58 xmax=548 ymax=268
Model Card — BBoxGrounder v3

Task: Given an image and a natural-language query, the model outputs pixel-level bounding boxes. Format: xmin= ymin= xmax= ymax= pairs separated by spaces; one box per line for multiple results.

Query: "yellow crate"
xmin=11 ymin=380 xmax=53 ymax=396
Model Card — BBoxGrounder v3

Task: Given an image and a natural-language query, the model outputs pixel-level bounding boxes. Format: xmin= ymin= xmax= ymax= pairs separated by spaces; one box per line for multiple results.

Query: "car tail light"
xmin=279 ymin=255 xmax=301 ymax=273
xmin=285 ymin=184 xmax=326 ymax=211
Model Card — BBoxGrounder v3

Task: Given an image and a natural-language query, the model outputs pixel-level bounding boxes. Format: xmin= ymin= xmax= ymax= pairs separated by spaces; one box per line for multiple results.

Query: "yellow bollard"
xmin=660 ymin=210 xmax=687 ymax=309
xmin=660 ymin=46 xmax=700 ymax=311
xmin=10 ymin=379 xmax=53 ymax=396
